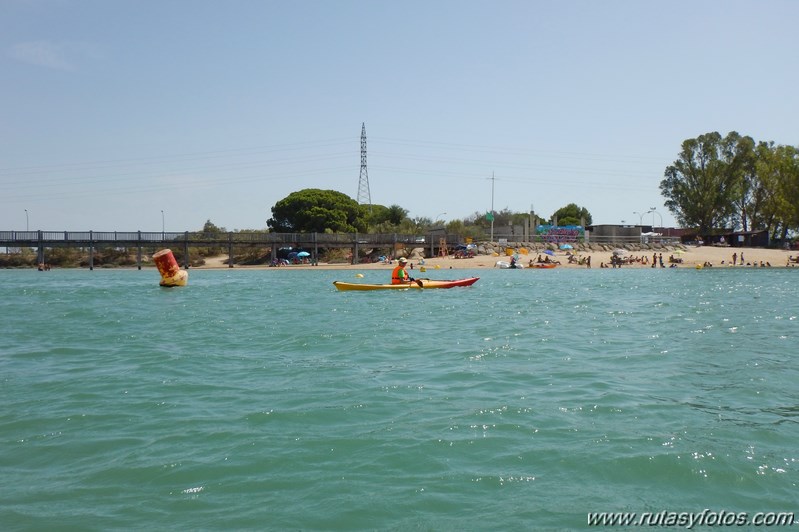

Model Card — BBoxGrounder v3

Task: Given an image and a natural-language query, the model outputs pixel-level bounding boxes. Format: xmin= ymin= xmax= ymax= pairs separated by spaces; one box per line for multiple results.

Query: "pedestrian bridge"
xmin=0 ymin=230 xmax=460 ymax=268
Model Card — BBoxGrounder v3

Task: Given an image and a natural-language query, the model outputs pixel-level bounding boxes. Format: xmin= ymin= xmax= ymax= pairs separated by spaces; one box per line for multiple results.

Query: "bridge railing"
xmin=0 ymin=231 xmax=462 ymax=246
xmin=0 ymin=230 xmax=189 ymax=242
xmin=0 ymin=230 xmax=681 ymax=247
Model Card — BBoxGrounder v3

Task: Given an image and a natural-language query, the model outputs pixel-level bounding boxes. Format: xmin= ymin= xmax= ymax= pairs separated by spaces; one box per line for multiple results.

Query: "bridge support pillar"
xmin=137 ymin=231 xmax=142 ymax=270
xmin=89 ymin=231 xmax=94 ymax=270
xmin=228 ymin=232 xmax=234 ymax=268
xmin=183 ymin=232 xmax=189 ymax=268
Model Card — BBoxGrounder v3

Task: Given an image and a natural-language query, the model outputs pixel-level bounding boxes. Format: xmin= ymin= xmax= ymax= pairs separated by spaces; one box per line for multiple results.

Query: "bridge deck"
xmin=1 ymin=230 xmax=460 ymax=268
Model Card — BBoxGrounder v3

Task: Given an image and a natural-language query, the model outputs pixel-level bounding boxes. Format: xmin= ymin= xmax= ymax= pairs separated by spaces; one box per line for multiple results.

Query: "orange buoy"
xmin=153 ymin=249 xmax=188 ymax=286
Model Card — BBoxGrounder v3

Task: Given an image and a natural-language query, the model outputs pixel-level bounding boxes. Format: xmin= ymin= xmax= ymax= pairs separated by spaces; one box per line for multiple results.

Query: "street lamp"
xmin=435 ymin=212 xmax=447 ymax=225
xmin=633 ymin=211 xmax=646 ymax=225
xmin=25 ymin=209 xmax=28 ymax=231
xmin=489 ymin=173 xmax=495 ymax=242
xmin=649 ymin=208 xmax=662 ymax=230
xmin=161 ymin=210 xmax=165 ymax=238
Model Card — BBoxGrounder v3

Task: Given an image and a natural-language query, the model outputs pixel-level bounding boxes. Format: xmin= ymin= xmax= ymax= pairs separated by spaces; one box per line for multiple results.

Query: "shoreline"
xmin=194 ymin=246 xmax=799 ymax=271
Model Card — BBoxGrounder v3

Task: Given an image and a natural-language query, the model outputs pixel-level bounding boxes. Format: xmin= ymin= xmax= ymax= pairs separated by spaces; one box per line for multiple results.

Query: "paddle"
xmin=411 ymin=277 xmax=424 ymax=288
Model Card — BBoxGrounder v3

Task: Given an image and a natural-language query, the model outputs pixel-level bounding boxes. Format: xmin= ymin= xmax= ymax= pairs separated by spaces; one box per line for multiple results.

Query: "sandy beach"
xmin=197 ymin=245 xmax=799 ymax=271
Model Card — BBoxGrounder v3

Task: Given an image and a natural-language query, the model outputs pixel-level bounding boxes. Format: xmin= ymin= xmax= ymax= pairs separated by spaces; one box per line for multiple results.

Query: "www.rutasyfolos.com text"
xmin=587 ymin=509 xmax=795 ymax=528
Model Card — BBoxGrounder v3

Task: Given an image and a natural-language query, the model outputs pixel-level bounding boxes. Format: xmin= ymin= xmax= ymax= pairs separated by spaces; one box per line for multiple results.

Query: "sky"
xmin=2 ymin=0 xmax=797 ymax=233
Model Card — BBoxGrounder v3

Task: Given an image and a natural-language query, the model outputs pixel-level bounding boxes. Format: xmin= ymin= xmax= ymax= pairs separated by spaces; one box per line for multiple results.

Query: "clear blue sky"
xmin=2 ymin=0 xmax=797 ymax=232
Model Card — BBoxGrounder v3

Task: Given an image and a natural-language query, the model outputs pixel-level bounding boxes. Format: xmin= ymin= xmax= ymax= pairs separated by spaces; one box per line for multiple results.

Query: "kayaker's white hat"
xmin=398 ymin=257 xmax=407 ymax=263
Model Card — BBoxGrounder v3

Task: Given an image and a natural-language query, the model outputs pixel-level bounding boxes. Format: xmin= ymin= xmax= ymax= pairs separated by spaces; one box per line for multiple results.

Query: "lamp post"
xmin=435 ymin=212 xmax=447 ymax=225
xmin=489 ymin=173 xmax=495 ymax=242
xmin=161 ymin=210 xmax=165 ymax=239
xmin=25 ymin=209 xmax=29 ymax=231
xmin=650 ymin=207 xmax=662 ymax=230
xmin=633 ymin=211 xmax=646 ymax=225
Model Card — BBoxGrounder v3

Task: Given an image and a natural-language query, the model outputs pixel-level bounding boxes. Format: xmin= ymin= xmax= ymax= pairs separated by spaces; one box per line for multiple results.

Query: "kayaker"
xmin=391 ymin=257 xmax=414 ymax=284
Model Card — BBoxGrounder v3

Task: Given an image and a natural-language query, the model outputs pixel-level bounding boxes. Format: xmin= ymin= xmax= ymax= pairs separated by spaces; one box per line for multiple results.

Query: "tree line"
xmin=661 ymin=131 xmax=799 ymax=240
xmin=265 ymin=188 xmax=592 ymax=241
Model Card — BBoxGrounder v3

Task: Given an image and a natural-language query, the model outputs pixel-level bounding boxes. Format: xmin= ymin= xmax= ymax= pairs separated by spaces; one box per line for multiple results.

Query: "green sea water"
xmin=1 ymin=267 xmax=798 ymax=530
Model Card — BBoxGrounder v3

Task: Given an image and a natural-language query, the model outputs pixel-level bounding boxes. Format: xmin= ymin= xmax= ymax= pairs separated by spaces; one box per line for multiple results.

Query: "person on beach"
xmin=391 ymin=257 xmax=414 ymax=284
xmin=732 ymin=252 xmax=738 ymax=265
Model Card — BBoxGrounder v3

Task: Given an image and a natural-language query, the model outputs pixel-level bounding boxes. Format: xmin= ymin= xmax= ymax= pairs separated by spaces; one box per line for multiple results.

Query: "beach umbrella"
xmin=297 ymin=251 xmax=310 ymax=258
xmin=559 ymin=244 xmax=573 ymax=250
xmin=612 ymin=249 xmax=627 ymax=256
xmin=544 ymin=249 xmax=555 ymax=256
xmin=673 ymin=249 xmax=685 ymax=255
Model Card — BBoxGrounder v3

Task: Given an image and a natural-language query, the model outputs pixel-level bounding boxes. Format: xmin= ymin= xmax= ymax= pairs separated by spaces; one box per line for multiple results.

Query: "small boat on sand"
xmin=495 ymin=260 xmax=524 ymax=269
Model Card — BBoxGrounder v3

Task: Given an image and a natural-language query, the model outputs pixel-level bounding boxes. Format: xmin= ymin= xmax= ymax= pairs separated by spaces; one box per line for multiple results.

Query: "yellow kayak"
xmin=333 ymin=277 xmax=479 ymax=291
